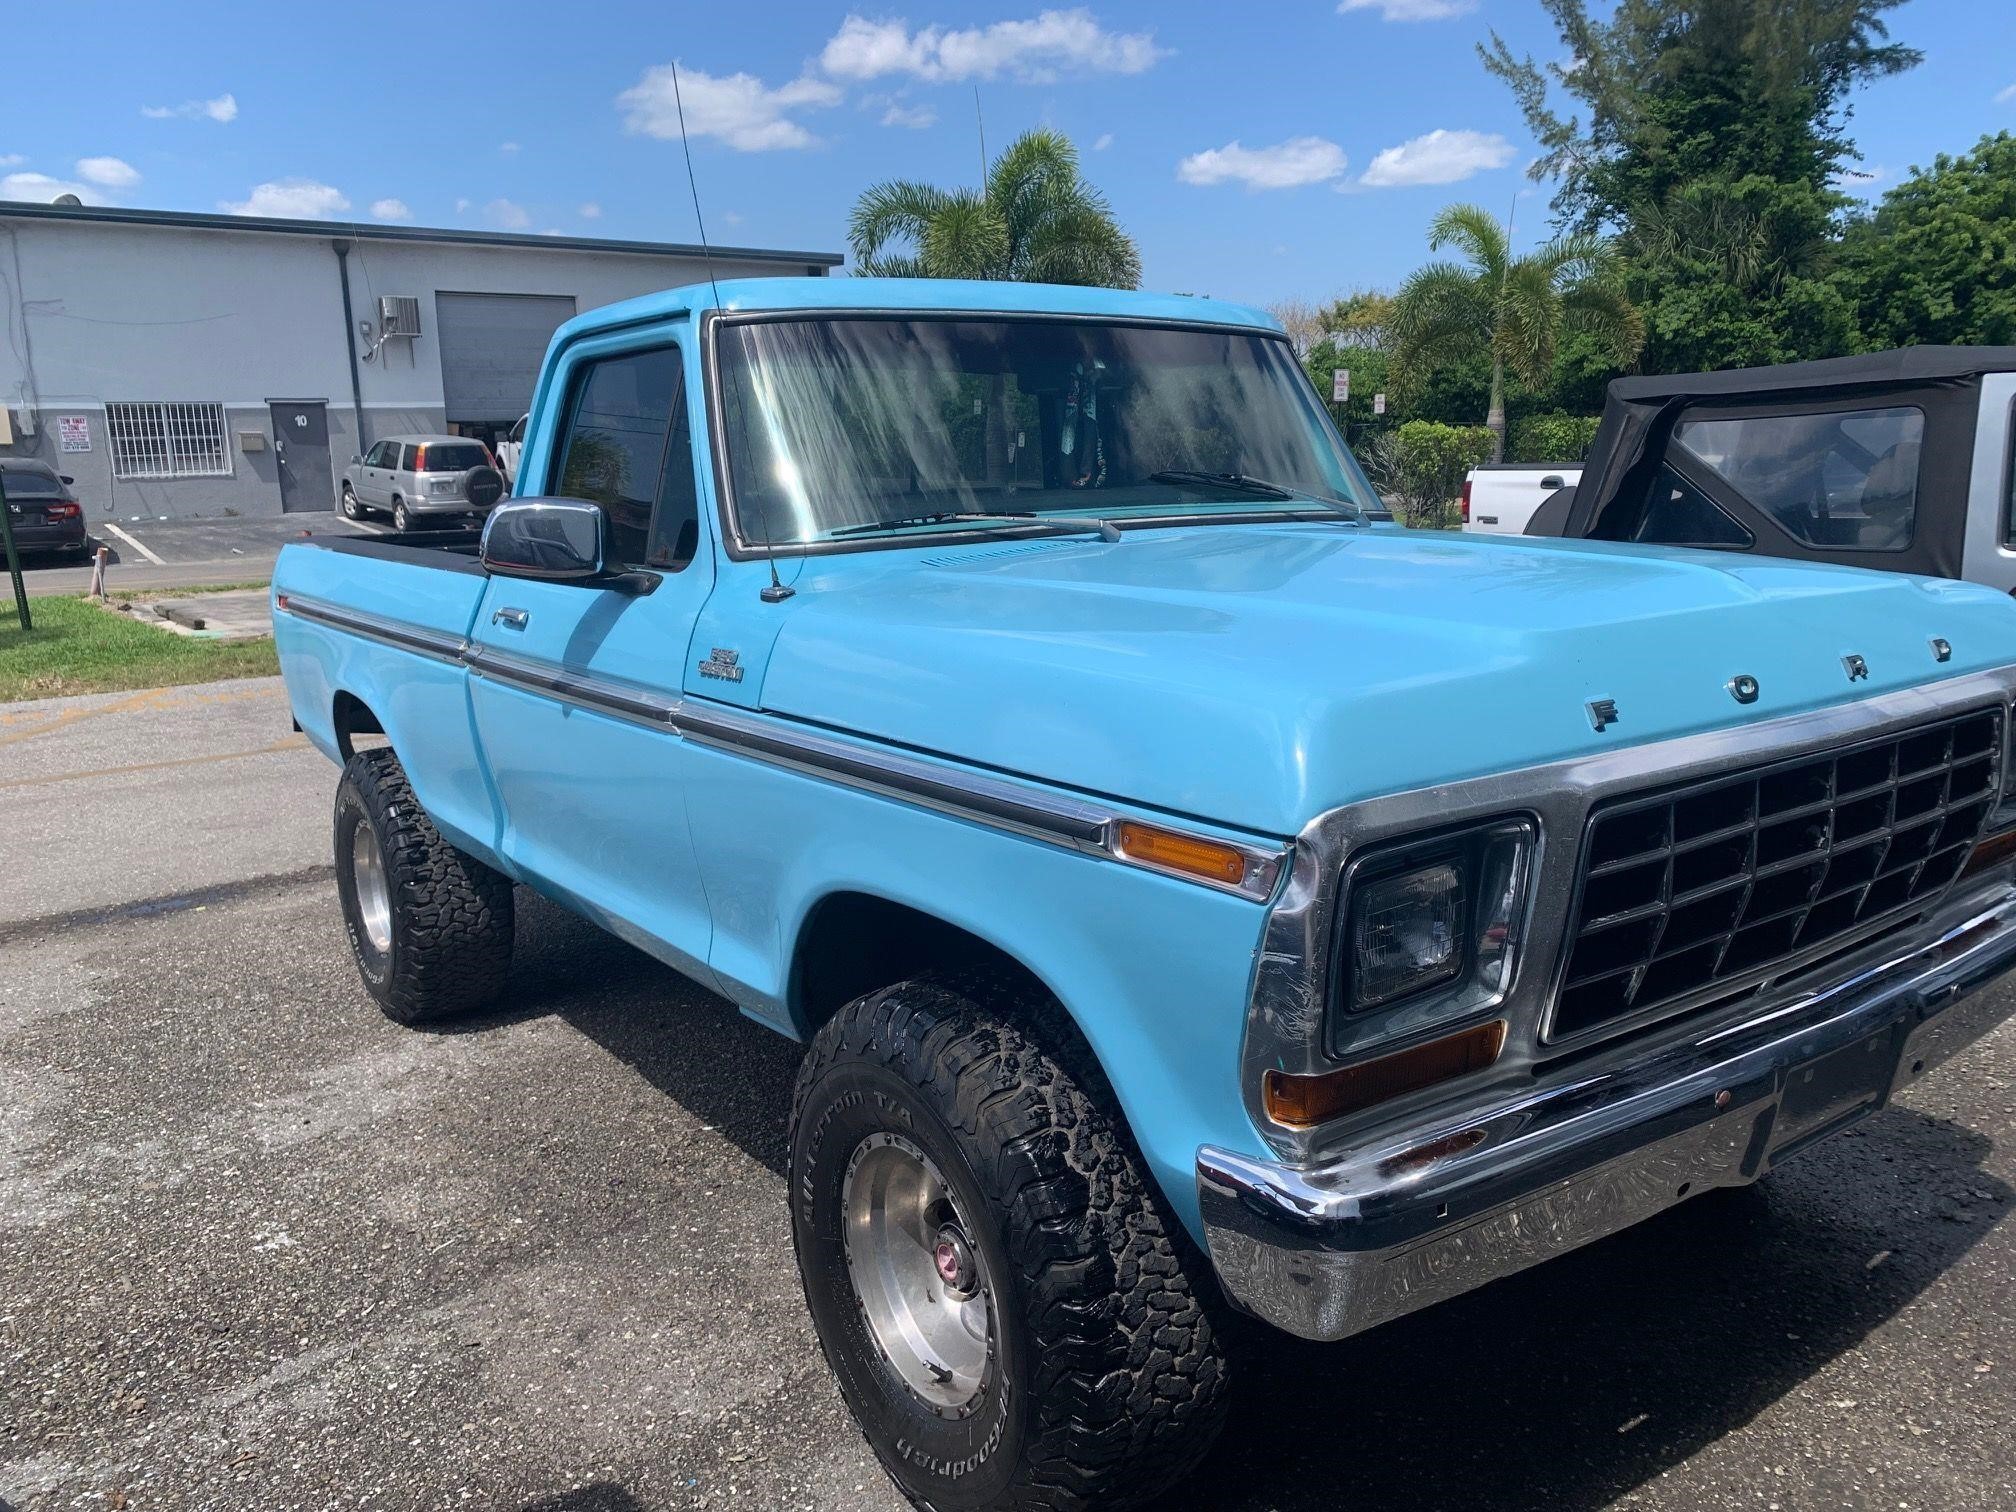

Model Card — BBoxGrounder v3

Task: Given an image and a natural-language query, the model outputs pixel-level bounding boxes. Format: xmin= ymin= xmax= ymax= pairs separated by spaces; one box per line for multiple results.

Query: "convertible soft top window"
xmin=715 ymin=316 xmax=1375 ymax=543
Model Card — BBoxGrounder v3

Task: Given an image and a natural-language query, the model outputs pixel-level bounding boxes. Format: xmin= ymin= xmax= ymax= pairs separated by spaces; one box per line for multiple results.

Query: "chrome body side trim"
xmin=1204 ymin=882 xmax=2016 ymax=1341
xmin=672 ymin=698 xmax=1114 ymax=851
xmin=1246 ymin=665 xmax=2016 ymax=1163
xmin=279 ymin=596 xmax=1288 ymax=901
xmin=279 ymin=594 xmax=468 ymax=664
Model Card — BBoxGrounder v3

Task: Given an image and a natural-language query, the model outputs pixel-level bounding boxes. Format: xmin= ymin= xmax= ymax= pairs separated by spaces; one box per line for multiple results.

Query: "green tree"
xmin=1304 ymin=340 xmax=1392 ymax=441
xmin=1482 ymin=0 xmax=1917 ymax=236
xmin=1481 ymin=0 xmax=1916 ymax=371
xmin=1838 ymin=132 xmax=2016 ymax=349
xmin=848 ymin=128 xmax=1140 ymax=287
xmin=1389 ymin=204 xmax=1643 ymax=461
xmin=1320 ymin=290 xmax=1398 ymax=351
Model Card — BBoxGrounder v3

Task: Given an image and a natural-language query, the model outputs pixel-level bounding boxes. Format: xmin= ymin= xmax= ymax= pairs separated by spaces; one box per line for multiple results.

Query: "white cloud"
xmin=1357 ymin=128 xmax=1514 ymax=187
xmin=1 ymin=171 xmax=108 ymax=205
xmin=619 ymin=64 xmax=841 ymax=151
xmin=76 ymin=156 xmax=141 ymax=189
xmin=820 ymin=10 xmax=1165 ymax=83
xmin=1178 ymin=136 xmax=1348 ymax=191
xmin=370 ymin=197 xmax=412 ymax=220
xmin=222 ymin=179 xmax=350 ymax=218
xmin=1833 ymin=164 xmax=1889 ymax=196
xmin=0 ymin=153 xmax=27 ymax=168
xmin=722 ymin=209 xmax=746 ymax=226
xmin=1997 ymin=83 xmax=2016 ymax=105
xmin=486 ymin=198 xmax=532 ymax=229
xmin=500 ymin=141 xmax=521 ymax=154
xmin=578 ymin=201 xmax=602 ymax=219
xmin=1337 ymin=0 xmax=1476 ymax=20
xmin=881 ymin=101 xmax=938 ymax=129
xmin=454 ymin=197 xmax=472 ymax=213
xmin=1092 ymin=132 xmax=1114 ymax=151
xmin=142 ymin=92 xmax=237 ymax=122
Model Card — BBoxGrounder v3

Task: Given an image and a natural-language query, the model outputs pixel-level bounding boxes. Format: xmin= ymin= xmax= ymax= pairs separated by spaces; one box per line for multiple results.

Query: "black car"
xmin=0 ymin=458 xmax=90 ymax=560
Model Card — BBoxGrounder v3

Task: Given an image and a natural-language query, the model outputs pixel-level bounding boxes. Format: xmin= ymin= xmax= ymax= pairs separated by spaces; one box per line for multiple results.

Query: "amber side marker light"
xmin=1264 ymin=1020 xmax=1509 ymax=1129
xmin=1960 ymin=827 xmax=2016 ymax=881
xmin=1114 ymin=821 xmax=1248 ymax=887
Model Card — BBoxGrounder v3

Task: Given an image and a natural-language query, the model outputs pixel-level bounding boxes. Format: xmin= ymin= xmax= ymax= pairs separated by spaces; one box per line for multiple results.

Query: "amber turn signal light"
xmin=1114 ymin=821 xmax=1249 ymax=887
xmin=1263 ymin=1020 xmax=1508 ymax=1128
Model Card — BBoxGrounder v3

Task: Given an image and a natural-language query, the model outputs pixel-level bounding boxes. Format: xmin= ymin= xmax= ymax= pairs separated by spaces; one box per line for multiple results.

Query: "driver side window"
xmin=551 ymin=344 xmax=699 ymax=572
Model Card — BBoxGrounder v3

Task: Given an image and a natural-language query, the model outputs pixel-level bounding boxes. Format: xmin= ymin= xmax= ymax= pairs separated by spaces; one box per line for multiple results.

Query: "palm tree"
xmin=849 ymin=128 xmax=1141 ymax=288
xmin=1391 ymin=204 xmax=1644 ymax=460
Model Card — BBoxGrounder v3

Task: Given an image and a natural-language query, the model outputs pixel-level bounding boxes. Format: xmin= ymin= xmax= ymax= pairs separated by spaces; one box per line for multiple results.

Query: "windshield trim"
xmin=700 ymin=306 xmax=1357 ymax=561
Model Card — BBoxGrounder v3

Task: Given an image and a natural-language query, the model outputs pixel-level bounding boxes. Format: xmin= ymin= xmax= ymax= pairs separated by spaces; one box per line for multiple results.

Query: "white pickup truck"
xmin=1461 ymin=461 xmax=1581 ymax=534
xmin=495 ymin=412 xmax=529 ymax=492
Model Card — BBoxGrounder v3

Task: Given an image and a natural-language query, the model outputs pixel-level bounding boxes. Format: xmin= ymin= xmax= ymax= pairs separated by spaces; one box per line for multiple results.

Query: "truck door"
xmin=466 ymin=332 xmax=719 ymax=985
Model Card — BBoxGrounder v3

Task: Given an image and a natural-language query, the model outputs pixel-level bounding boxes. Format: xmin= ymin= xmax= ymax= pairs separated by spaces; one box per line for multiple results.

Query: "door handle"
xmin=492 ymin=607 xmax=529 ymax=630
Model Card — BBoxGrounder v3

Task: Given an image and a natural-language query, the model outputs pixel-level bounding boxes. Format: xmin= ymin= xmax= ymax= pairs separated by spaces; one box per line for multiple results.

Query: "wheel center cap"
xmin=933 ymin=1226 xmax=976 ymax=1294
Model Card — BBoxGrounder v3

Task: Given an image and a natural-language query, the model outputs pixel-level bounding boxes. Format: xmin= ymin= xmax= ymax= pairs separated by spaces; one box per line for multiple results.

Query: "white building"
xmin=0 ymin=201 xmax=839 ymax=518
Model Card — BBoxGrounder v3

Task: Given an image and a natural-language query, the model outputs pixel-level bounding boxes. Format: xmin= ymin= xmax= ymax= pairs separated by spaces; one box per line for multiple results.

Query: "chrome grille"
xmin=1554 ymin=708 xmax=2002 ymax=1042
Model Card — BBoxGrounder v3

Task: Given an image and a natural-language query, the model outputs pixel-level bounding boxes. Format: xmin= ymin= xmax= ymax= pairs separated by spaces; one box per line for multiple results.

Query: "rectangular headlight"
xmin=1336 ymin=818 xmax=1534 ymax=1034
xmin=1351 ymin=861 xmax=1466 ymax=1009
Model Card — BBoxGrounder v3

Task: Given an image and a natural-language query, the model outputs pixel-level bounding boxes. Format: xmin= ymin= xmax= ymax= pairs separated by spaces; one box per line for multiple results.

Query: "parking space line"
xmin=0 ymin=735 xmax=309 ymax=791
xmin=100 ymin=521 xmax=168 ymax=565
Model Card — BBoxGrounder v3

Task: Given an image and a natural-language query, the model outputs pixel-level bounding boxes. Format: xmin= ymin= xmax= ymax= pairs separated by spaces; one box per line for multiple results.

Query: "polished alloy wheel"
xmin=350 ymin=819 xmax=393 ymax=956
xmin=841 ymin=1131 xmax=996 ymax=1417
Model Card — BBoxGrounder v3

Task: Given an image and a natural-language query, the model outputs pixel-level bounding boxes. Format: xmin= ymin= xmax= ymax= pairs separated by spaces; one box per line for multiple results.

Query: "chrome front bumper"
xmin=1199 ymin=886 xmax=2016 ymax=1342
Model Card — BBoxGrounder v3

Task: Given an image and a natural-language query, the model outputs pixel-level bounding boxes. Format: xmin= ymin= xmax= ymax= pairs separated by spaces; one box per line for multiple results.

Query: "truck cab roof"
xmin=552 ymin=276 xmax=1284 ymax=346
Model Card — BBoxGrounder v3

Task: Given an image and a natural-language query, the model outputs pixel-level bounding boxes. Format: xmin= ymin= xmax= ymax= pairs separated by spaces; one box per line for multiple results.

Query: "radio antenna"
xmin=670 ymin=60 xmax=724 ymax=316
xmin=671 ymin=59 xmax=791 ymax=602
xmin=974 ymin=86 xmax=989 ymax=191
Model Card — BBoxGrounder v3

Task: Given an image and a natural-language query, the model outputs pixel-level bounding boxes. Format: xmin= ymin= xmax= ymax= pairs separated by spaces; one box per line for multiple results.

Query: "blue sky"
xmin=7 ymin=1 xmax=2016 ymax=307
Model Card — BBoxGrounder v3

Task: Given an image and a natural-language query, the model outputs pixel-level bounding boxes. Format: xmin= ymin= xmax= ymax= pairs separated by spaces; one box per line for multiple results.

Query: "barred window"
xmin=105 ymin=402 xmax=232 ymax=479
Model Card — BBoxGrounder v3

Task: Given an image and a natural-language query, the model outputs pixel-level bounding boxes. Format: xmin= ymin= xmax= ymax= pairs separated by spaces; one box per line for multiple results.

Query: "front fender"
xmin=682 ymin=741 xmax=1272 ymax=1243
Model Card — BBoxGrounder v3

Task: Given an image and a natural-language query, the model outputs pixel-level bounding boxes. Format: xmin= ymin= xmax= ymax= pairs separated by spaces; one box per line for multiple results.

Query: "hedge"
xmin=1508 ymin=412 xmax=1601 ymax=464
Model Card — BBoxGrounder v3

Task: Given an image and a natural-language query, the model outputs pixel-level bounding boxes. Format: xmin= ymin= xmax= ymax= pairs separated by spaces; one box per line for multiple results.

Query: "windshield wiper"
xmin=829 ymin=510 xmax=1123 ymax=543
xmin=1148 ymin=470 xmax=1369 ymax=526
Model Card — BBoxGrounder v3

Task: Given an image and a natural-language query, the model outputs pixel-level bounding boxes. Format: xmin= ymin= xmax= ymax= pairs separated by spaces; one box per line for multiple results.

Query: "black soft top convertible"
xmin=1528 ymin=346 xmax=2016 ymax=587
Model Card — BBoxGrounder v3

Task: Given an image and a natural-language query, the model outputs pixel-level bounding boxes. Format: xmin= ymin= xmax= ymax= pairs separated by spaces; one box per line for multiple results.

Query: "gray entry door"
xmin=270 ymin=401 xmax=333 ymax=513
xmin=436 ymin=292 xmax=576 ymax=425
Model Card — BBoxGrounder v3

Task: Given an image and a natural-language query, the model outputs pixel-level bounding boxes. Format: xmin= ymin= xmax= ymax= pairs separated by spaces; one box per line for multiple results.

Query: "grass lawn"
xmin=0 ymin=593 xmax=278 ymax=703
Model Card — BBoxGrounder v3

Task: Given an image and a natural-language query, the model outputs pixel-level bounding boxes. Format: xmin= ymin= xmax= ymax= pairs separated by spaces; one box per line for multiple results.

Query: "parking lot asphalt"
xmin=17 ymin=513 xmax=374 ymax=598
xmin=2 ymin=676 xmax=2012 ymax=1512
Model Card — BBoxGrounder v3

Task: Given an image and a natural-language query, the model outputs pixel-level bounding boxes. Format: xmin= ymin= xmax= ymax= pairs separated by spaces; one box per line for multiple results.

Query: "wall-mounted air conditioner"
xmin=378 ymin=296 xmax=422 ymax=338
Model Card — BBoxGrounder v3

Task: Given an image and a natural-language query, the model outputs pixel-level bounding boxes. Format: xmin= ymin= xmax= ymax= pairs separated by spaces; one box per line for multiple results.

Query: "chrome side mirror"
xmin=481 ymin=498 xmax=605 ymax=582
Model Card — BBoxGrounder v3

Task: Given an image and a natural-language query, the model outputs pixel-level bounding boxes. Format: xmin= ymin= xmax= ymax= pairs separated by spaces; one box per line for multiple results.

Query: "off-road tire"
xmin=790 ymin=975 xmax=1230 ymax=1511
xmin=333 ymin=748 xmax=513 ymax=1024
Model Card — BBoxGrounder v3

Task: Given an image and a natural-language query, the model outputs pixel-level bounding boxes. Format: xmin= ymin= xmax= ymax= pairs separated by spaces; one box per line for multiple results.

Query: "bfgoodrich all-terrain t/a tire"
xmin=790 ymin=975 xmax=1230 ymax=1511
xmin=332 ymin=748 xmax=513 ymax=1024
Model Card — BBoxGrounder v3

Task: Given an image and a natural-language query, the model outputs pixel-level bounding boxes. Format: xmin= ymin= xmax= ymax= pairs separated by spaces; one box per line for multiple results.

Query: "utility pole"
xmin=0 ymin=467 xmax=31 ymax=631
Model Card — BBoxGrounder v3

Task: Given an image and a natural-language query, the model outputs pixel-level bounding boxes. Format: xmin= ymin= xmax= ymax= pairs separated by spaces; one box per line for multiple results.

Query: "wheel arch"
xmin=330 ymin=689 xmax=386 ymax=761
xmin=787 ymin=890 xmax=1108 ymax=1087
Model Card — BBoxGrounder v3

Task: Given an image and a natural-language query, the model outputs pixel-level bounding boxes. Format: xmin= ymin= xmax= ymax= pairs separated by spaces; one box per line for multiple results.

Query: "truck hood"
xmin=756 ymin=525 xmax=2016 ymax=837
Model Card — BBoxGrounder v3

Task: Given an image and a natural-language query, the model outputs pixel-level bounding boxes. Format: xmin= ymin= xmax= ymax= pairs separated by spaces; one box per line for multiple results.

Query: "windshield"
xmin=716 ymin=315 xmax=1377 ymax=544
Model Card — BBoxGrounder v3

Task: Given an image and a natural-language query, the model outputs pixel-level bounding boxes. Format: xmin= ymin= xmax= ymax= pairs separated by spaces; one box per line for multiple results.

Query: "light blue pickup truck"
xmin=274 ymin=278 xmax=2016 ymax=1511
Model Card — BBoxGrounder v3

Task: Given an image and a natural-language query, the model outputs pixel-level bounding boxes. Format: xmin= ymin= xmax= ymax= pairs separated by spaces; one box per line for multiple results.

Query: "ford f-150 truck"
xmin=273 ymin=278 xmax=2016 ymax=1512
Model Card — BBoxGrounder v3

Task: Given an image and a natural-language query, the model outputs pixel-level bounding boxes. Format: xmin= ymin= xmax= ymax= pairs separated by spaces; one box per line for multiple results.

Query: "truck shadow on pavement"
xmin=451 ymin=891 xmax=2008 ymax=1512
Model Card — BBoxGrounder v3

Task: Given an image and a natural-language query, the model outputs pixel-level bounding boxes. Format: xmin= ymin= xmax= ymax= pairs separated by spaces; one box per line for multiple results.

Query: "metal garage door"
xmin=435 ymin=292 xmax=576 ymax=424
